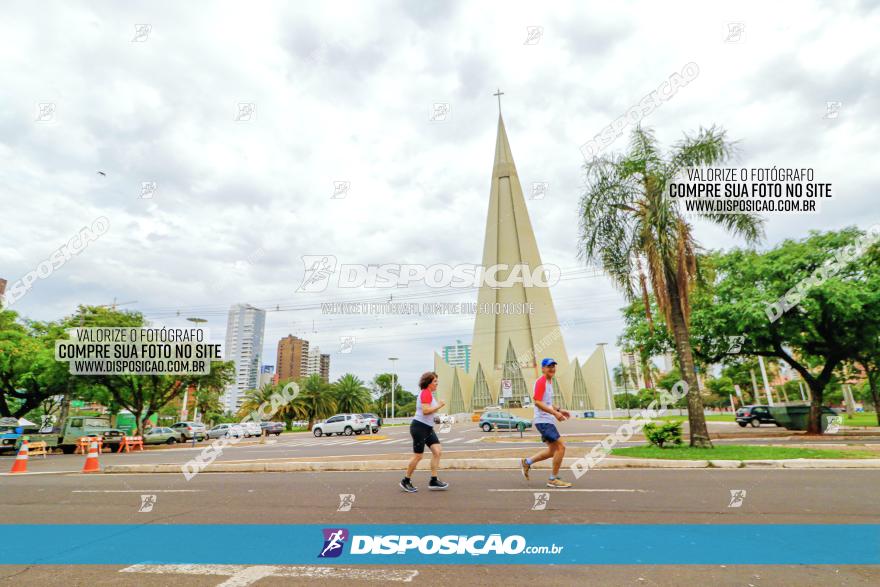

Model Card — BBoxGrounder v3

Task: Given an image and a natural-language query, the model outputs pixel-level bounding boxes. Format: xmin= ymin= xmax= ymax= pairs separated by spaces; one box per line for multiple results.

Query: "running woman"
xmin=400 ymin=371 xmax=449 ymax=493
xmin=520 ymin=358 xmax=573 ymax=488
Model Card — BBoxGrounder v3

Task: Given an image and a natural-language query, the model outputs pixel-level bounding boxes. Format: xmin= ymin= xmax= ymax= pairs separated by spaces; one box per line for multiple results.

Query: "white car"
xmin=208 ymin=423 xmax=244 ymax=439
xmin=435 ymin=414 xmax=455 ymax=425
xmin=242 ymin=421 xmax=262 ymax=437
xmin=312 ymin=414 xmax=369 ymax=437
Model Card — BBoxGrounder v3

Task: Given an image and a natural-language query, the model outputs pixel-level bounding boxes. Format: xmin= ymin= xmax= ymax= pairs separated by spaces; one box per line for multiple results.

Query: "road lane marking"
xmin=121 ymin=564 xmax=419 ymax=585
xmin=465 ymin=438 xmax=482 ymax=444
xmin=72 ymin=489 xmax=204 ymax=493
xmin=489 ymin=488 xmax=649 ymax=492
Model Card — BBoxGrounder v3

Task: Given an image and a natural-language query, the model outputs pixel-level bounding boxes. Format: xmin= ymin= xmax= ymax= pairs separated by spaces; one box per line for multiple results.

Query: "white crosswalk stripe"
xmin=465 ymin=438 xmax=482 ymax=444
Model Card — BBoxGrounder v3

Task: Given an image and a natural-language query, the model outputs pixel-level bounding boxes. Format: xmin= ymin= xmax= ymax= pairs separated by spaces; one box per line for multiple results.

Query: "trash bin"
xmin=769 ymin=405 xmax=839 ymax=431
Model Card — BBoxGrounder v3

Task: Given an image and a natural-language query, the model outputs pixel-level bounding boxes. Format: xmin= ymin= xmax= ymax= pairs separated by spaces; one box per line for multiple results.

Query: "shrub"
xmin=643 ymin=421 xmax=683 ymax=448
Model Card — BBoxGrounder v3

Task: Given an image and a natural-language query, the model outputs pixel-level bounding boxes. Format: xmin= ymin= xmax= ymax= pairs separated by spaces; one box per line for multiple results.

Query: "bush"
xmin=643 ymin=421 xmax=683 ymax=448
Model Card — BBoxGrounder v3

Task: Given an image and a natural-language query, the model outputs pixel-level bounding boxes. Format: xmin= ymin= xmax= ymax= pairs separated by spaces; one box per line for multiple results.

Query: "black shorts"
xmin=410 ymin=420 xmax=440 ymax=454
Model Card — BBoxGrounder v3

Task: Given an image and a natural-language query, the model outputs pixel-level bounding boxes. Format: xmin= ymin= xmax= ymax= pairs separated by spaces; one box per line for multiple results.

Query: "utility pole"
xmin=388 ymin=357 xmax=399 ymax=420
xmin=184 ymin=317 xmax=208 ymax=422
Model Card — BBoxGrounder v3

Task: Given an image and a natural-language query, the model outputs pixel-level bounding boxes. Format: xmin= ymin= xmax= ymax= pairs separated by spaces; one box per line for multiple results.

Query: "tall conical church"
xmin=434 ymin=113 xmax=612 ymax=413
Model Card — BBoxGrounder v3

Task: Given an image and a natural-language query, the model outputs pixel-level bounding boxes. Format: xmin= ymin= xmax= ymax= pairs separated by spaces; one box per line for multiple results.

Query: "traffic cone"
xmin=9 ymin=439 xmax=29 ymax=474
xmin=82 ymin=439 xmax=100 ymax=473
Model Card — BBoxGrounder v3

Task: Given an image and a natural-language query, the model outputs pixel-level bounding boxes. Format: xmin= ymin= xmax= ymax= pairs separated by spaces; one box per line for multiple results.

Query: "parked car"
xmin=434 ymin=414 xmax=455 ymax=425
xmin=359 ymin=413 xmax=382 ymax=433
xmin=479 ymin=411 xmax=532 ymax=432
xmin=312 ymin=414 xmax=369 ymax=437
xmin=242 ymin=421 xmax=262 ymax=437
xmin=144 ymin=427 xmax=178 ymax=445
xmin=260 ymin=421 xmax=284 ymax=436
xmin=736 ymin=405 xmax=779 ymax=427
xmin=171 ymin=421 xmax=208 ymax=442
xmin=207 ymin=423 xmax=244 ymax=439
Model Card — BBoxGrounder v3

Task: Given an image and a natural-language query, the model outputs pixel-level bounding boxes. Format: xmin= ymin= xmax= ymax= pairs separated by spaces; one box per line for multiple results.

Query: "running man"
xmin=400 ymin=371 xmax=449 ymax=493
xmin=521 ymin=358 xmax=573 ymax=488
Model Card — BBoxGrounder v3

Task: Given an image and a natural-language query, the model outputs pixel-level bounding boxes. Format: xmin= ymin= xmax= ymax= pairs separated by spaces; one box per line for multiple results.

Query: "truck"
xmin=1 ymin=415 xmax=126 ymax=454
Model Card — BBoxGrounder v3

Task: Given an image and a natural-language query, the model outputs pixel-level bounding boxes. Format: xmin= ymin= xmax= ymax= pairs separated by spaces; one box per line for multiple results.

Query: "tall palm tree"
xmin=238 ymin=383 xmax=280 ymax=420
xmin=332 ymin=373 xmax=371 ymax=414
xmin=291 ymin=374 xmax=336 ymax=430
xmin=579 ymin=126 xmax=763 ymax=447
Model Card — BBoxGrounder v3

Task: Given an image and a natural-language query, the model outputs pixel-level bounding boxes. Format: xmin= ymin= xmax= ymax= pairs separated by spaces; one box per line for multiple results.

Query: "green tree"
xmin=579 ymin=126 xmax=763 ymax=446
xmin=690 ymin=227 xmax=880 ymax=433
xmin=291 ymin=374 xmax=336 ymax=430
xmin=0 ymin=309 xmax=63 ymax=417
xmin=370 ymin=372 xmax=413 ymax=417
xmin=704 ymin=376 xmax=735 ymax=408
xmin=332 ymin=373 xmax=371 ymax=414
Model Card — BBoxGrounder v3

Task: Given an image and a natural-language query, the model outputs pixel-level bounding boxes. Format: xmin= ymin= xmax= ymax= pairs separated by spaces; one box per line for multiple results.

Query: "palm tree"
xmin=579 ymin=126 xmax=763 ymax=447
xmin=238 ymin=383 xmax=279 ymax=420
xmin=332 ymin=373 xmax=371 ymax=414
xmin=291 ymin=374 xmax=336 ymax=430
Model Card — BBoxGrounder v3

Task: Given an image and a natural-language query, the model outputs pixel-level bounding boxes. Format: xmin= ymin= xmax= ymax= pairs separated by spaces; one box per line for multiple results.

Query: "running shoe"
xmin=428 ymin=478 xmax=449 ymax=491
xmin=520 ymin=458 xmax=531 ymax=480
xmin=546 ymin=478 xmax=572 ymax=488
xmin=400 ymin=478 xmax=418 ymax=493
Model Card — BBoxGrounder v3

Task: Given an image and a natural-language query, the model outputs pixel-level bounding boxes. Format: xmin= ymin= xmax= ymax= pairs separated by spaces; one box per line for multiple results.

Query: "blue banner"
xmin=1 ymin=524 xmax=877 ymax=565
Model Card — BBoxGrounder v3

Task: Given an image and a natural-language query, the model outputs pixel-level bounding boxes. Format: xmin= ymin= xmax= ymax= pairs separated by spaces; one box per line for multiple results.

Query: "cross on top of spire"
xmin=493 ymin=88 xmax=504 ymax=114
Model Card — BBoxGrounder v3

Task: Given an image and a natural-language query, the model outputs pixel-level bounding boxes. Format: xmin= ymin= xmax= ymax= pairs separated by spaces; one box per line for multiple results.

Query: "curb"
xmin=102 ymin=457 xmax=880 ymax=474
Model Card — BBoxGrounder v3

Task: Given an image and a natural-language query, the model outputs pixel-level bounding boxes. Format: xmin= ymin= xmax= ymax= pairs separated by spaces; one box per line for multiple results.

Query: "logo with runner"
xmin=297 ymin=255 xmax=337 ymax=293
xmin=318 ymin=528 xmax=349 ymax=558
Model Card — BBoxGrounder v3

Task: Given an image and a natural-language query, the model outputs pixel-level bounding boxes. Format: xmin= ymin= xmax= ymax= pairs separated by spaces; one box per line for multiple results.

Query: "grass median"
xmin=610 ymin=444 xmax=877 ymax=460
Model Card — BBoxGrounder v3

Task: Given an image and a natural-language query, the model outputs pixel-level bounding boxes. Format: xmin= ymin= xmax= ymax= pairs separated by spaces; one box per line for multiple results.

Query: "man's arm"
xmin=534 ymin=400 xmax=567 ymax=421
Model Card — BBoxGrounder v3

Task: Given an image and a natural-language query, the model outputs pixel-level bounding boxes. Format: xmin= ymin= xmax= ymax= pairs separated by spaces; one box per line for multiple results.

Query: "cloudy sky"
xmin=2 ymin=0 xmax=877 ymax=394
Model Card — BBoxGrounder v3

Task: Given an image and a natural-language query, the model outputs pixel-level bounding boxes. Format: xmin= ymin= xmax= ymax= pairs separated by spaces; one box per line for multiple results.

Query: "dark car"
xmin=260 ymin=421 xmax=284 ymax=436
xmin=736 ymin=405 xmax=778 ymax=427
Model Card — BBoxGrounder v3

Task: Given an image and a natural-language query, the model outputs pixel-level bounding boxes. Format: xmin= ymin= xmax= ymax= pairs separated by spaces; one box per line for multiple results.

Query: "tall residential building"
xmin=222 ymin=304 xmax=266 ymax=413
xmin=620 ymin=350 xmax=643 ymax=391
xmin=305 ymin=346 xmax=331 ymax=382
xmin=258 ymin=365 xmax=275 ymax=388
xmin=442 ymin=340 xmax=472 ymax=373
xmin=320 ymin=352 xmax=330 ymax=382
xmin=277 ymin=335 xmax=309 ymax=382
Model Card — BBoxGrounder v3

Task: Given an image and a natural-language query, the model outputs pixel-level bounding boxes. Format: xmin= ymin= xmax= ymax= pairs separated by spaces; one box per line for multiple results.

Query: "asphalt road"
xmin=2 ymin=469 xmax=879 ymax=585
xmin=4 ymin=419 xmax=876 ymax=475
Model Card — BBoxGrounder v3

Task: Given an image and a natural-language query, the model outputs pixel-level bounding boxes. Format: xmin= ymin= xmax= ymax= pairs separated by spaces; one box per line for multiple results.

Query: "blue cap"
xmin=541 ymin=358 xmax=557 ymax=368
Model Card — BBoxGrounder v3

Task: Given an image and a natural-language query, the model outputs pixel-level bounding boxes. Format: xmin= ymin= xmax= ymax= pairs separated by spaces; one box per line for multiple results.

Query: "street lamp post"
xmin=186 ymin=318 xmax=208 ymax=445
xmin=388 ymin=357 xmax=399 ymax=421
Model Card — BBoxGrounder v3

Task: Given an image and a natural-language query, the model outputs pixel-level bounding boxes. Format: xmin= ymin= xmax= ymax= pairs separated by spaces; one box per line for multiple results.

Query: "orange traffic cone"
xmin=9 ymin=439 xmax=29 ymax=474
xmin=82 ymin=439 xmax=100 ymax=473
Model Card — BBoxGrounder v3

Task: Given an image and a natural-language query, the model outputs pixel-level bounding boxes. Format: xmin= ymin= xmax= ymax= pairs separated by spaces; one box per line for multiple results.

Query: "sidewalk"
xmin=104 ymin=455 xmax=880 ymax=474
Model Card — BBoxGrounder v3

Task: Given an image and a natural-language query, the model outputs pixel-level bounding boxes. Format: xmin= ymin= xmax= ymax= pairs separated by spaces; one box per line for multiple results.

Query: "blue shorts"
xmin=535 ymin=423 xmax=560 ymax=443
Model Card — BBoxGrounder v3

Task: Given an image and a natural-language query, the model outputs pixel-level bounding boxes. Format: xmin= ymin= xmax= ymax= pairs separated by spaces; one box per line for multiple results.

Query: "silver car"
xmin=207 ymin=423 xmax=244 ymax=439
xmin=170 ymin=421 xmax=208 ymax=442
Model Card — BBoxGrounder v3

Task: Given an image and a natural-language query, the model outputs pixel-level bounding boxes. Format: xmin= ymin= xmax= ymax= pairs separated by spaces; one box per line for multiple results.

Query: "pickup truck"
xmin=4 ymin=416 xmax=126 ymax=454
